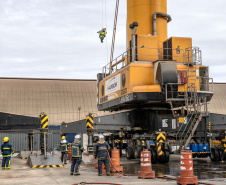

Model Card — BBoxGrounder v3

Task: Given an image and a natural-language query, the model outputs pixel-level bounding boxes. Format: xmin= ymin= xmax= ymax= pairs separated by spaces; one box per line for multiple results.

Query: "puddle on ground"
xmin=121 ymin=155 xmax=226 ymax=180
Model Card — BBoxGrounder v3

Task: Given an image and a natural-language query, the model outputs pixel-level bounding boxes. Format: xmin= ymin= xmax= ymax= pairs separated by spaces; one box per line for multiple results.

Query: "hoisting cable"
xmin=109 ymin=0 xmax=119 ymax=74
xmin=105 ymin=0 xmax=108 ymax=65
xmin=102 ymin=0 xmax=104 ymax=28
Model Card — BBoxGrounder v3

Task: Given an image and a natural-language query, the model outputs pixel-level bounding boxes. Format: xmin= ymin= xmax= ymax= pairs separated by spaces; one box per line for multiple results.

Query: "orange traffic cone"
xmin=110 ymin=148 xmax=123 ymax=172
xmin=138 ymin=149 xmax=155 ymax=179
xmin=177 ymin=150 xmax=198 ymax=185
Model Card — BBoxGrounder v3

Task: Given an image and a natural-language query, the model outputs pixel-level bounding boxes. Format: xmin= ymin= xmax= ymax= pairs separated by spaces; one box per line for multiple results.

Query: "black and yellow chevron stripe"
xmin=32 ymin=165 xmax=63 ymax=168
xmin=40 ymin=114 xmax=48 ymax=129
xmin=156 ymin=133 xmax=166 ymax=156
xmin=86 ymin=114 xmax=94 ymax=129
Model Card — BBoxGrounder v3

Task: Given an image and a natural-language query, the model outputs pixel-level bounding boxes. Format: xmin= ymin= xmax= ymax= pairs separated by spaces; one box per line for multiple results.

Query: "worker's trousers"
xmin=98 ymin=158 xmax=110 ymax=175
xmin=2 ymin=156 xmax=11 ymax=169
xmin=61 ymin=152 xmax=68 ymax=163
xmin=71 ymin=157 xmax=81 ymax=174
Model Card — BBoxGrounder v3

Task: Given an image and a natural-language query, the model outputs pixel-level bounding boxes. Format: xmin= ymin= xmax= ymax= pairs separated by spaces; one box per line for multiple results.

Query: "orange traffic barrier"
xmin=67 ymin=144 xmax=72 ymax=160
xmin=138 ymin=149 xmax=155 ymax=179
xmin=177 ymin=150 xmax=198 ymax=185
xmin=110 ymin=148 xmax=123 ymax=172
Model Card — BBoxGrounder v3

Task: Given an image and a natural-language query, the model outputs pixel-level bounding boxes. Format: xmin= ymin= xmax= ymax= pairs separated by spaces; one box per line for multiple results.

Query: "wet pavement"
xmin=121 ymin=154 xmax=226 ymax=180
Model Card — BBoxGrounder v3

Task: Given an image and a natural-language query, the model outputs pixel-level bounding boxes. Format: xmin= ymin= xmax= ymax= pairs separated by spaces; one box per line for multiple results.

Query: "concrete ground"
xmin=0 ymin=155 xmax=225 ymax=185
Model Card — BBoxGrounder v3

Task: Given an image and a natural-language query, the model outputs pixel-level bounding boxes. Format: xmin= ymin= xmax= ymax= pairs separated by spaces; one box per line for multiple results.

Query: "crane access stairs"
xmin=166 ymin=47 xmax=210 ymax=153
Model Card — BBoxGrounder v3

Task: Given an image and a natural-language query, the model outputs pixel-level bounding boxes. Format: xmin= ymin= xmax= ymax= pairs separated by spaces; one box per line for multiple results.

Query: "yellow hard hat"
xmin=62 ymin=136 xmax=66 ymax=140
xmin=3 ymin=137 xmax=9 ymax=142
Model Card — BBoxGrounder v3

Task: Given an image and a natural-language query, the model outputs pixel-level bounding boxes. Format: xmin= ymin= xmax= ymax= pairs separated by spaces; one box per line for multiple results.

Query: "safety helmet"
xmin=61 ymin=136 xmax=66 ymax=140
xmin=74 ymin=134 xmax=81 ymax=143
xmin=3 ymin=137 xmax=9 ymax=142
xmin=75 ymin=134 xmax=81 ymax=140
xmin=99 ymin=134 xmax=105 ymax=142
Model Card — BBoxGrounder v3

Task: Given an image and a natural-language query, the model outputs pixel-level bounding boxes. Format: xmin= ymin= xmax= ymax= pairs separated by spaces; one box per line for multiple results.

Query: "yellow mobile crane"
xmin=95 ymin=0 xmax=215 ymax=163
xmin=61 ymin=0 xmax=226 ymax=164
xmin=98 ymin=0 xmax=212 ymax=112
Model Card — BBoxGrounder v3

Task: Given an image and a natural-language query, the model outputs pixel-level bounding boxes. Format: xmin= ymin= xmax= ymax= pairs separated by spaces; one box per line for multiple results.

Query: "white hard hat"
xmin=99 ymin=134 xmax=105 ymax=141
xmin=75 ymin=134 xmax=81 ymax=139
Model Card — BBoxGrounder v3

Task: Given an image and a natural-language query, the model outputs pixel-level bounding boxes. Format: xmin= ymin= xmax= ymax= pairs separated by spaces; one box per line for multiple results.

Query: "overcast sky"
xmin=0 ymin=0 xmax=225 ymax=82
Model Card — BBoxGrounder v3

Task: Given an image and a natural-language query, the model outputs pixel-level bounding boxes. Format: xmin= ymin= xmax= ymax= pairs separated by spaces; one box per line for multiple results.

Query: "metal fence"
xmin=0 ymin=129 xmax=61 ymax=152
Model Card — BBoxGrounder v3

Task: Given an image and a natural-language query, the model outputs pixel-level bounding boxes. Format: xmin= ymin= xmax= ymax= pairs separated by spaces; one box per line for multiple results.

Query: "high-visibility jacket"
xmin=71 ymin=142 xmax=84 ymax=157
xmin=60 ymin=140 xmax=69 ymax=152
xmin=99 ymin=31 xmax=105 ymax=38
xmin=95 ymin=141 xmax=110 ymax=159
xmin=1 ymin=142 xmax=14 ymax=157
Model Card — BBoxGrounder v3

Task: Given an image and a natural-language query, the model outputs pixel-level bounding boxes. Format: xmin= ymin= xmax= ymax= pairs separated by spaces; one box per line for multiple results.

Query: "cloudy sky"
xmin=0 ymin=0 xmax=225 ymax=82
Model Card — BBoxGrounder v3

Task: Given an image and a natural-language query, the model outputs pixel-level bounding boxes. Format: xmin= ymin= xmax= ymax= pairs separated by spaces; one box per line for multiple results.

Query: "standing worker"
xmin=60 ymin=136 xmax=69 ymax=164
xmin=97 ymin=28 xmax=107 ymax=43
xmin=70 ymin=134 xmax=84 ymax=175
xmin=1 ymin=137 xmax=14 ymax=170
xmin=95 ymin=134 xmax=110 ymax=176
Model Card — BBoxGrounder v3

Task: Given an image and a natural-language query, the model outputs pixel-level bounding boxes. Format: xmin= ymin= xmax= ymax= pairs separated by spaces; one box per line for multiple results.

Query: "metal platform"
xmin=28 ymin=154 xmax=63 ymax=168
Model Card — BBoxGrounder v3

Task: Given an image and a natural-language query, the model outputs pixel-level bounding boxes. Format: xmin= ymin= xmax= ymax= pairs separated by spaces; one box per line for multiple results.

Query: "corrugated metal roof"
xmin=0 ymin=78 xmax=224 ymax=125
xmin=0 ymin=78 xmax=106 ymax=125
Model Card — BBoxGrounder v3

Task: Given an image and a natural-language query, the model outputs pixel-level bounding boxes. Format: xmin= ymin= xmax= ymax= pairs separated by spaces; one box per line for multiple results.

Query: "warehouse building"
xmin=0 ymin=78 xmax=225 ymax=125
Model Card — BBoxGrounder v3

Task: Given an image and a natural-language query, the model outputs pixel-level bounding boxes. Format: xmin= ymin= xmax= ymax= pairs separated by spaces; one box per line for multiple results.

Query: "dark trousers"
xmin=61 ymin=152 xmax=68 ymax=163
xmin=2 ymin=156 xmax=11 ymax=169
xmin=71 ymin=157 xmax=81 ymax=174
xmin=98 ymin=158 xmax=110 ymax=175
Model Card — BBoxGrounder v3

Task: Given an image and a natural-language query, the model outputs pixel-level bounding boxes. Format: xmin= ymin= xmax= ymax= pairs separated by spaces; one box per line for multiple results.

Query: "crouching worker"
xmin=1 ymin=137 xmax=14 ymax=170
xmin=70 ymin=134 xmax=83 ymax=175
xmin=95 ymin=134 xmax=110 ymax=176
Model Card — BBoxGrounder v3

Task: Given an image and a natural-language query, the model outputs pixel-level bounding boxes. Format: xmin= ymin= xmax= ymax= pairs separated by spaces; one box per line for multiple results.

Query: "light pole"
xmin=78 ymin=106 xmax=81 ymax=120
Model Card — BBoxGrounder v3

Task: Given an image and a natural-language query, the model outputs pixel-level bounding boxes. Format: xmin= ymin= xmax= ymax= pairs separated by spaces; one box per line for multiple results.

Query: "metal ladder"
xmin=177 ymin=47 xmax=205 ymax=150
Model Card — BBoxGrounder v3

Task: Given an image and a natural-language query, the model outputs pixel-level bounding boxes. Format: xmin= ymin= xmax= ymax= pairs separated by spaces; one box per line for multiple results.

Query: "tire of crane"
xmin=218 ymin=148 xmax=224 ymax=161
xmin=132 ymin=146 xmax=137 ymax=159
xmin=224 ymin=152 xmax=226 ymax=161
xmin=163 ymin=149 xmax=170 ymax=163
xmin=126 ymin=147 xmax=135 ymax=160
xmin=149 ymin=148 xmax=157 ymax=164
xmin=119 ymin=148 xmax=122 ymax=157
xmin=157 ymin=150 xmax=165 ymax=164
xmin=192 ymin=153 xmax=197 ymax=158
xmin=210 ymin=147 xmax=219 ymax=162
xmin=134 ymin=145 xmax=142 ymax=159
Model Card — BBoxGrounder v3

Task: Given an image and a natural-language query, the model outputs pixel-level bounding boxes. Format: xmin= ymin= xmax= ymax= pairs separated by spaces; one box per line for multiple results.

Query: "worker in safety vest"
xmin=70 ymin=134 xmax=84 ymax=175
xmin=94 ymin=134 xmax=110 ymax=176
xmin=60 ymin=136 xmax=69 ymax=164
xmin=1 ymin=137 xmax=14 ymax=170
xmin=97 ymin=28 xmax=107 ymax=43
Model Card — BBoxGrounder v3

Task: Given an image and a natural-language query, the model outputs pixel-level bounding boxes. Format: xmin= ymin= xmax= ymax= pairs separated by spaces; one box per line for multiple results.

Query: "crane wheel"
xmin=134 ymin=146 xmax=142 ymax=159
xmin=163 ymin=149 xmax=170 ymax=163
xmin=210 ymin=147 xmax=219 ymax=162
xmin=157 ymin=149 xmax=170 ymax=164
xmin=218 ymin=148 xmax=224 ymax=161
xmin=149 ymin=148 xmax=157 ymax=164
xmin=126 ymin=147 xmax=135 ymax=160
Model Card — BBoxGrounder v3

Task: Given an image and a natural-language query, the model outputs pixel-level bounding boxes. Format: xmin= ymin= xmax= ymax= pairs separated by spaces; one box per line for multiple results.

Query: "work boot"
xmin=70 ymin=172 xmax=73 ymax=176
xmin=2 ymin=167 xmax=5 ymax=170
xmin=107 ymin=173 xmax=110 ymax=176
xmin=6 ymin=168 xmax=11 ymax=170
xmin=98 ymin=174 xmax=102 ymax=176
xmin=64 ymin=162 xmax=67 ymax=164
